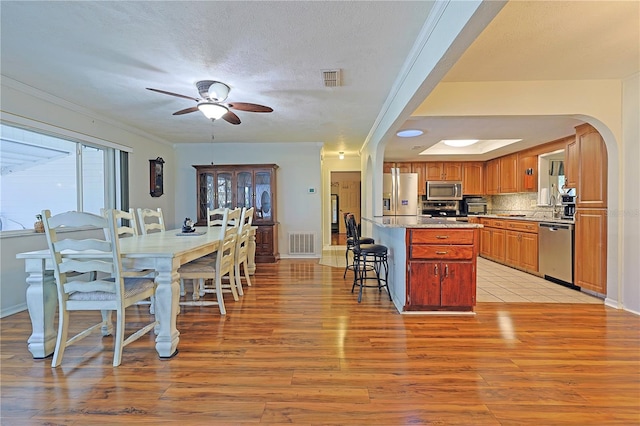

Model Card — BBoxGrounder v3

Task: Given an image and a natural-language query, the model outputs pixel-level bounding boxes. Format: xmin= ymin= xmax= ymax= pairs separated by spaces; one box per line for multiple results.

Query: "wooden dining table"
xmin=16 ymin=227 xmax=222 ymax=359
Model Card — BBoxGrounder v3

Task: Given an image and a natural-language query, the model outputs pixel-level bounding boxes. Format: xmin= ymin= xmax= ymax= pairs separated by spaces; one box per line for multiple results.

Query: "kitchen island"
xmin=363 ymin=216 xmax=483 ymax=314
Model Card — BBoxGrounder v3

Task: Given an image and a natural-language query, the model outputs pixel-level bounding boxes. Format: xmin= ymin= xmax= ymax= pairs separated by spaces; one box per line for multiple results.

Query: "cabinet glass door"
xmin=199 ymin=172 xmax=215 ymax=221
xmin=216 ymin=172 xmax=233 ymax=208
xmin=236 ymin=171 xmax=253 ymax=210
xmin=255 ymin=171 xmax=272 ymax=222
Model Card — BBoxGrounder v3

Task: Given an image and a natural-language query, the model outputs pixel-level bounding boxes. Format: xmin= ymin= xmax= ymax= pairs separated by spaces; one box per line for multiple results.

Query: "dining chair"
xmin=137 ymin=207 xmax=165 ymax=235
xmin=178 ymin=208 xmax=240 ymax=314
xmin=191 ymin=207 xmax=243 ymax=298
xmin=179 ymin=207 xmax=230 ymax=300
xmin=233 ymin=207 xmax=254 ymax=295
xmin=197 ymin=207 xmax=243 ymax=300
xmin=41 ymin=209 xmax=158 ymax=367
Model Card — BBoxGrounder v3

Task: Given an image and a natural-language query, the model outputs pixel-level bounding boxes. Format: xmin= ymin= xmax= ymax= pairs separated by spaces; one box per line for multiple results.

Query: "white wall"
xmin=1 ymin=78 xmax=176 ymax=317
xmin=621 ymin=73 xmax=640 ymax=314
xmin=321 ymin=154 xmax=361 ymax=248
xmin=174 ymin=142 xmax=323 ymax=258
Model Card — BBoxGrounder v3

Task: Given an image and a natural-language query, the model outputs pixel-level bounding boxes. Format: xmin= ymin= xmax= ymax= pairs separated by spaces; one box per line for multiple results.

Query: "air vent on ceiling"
xmin=322 ymin=69 xmax=342 ymax=87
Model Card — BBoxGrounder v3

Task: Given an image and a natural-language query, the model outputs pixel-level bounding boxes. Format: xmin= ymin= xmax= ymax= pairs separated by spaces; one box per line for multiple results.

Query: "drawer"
xmin=411 ymin=245 xmax=474 ymax=260
xmin=505 ymin=220 xmax=538 ymax=233
xmin=411 ymin=229 xmax=475 ymax=245
xmin=480 ymin=219 xmax=505 ymax=228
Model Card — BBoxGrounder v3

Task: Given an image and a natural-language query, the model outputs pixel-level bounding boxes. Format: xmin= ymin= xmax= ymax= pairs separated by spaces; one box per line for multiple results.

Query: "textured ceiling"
xmin=0 ymin=1 xmax=434 ymax=156
xmin=1 ymin=1 xmax=638 ymax=161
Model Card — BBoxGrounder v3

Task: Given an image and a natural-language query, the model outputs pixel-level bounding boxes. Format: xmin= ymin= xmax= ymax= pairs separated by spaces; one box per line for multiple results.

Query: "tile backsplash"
xmin=489 ymin=193 xmax=559 ymax=218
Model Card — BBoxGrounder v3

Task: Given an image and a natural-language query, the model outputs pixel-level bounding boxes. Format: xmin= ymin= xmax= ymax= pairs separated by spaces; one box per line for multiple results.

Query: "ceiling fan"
xmin=146 ymin=80 xmax=273 ymax=125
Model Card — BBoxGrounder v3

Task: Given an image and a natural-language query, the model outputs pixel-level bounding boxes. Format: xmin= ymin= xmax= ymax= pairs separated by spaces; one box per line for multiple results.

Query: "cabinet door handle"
xmin=434 ymin=265 xmax=439 ymax=276
xmin=445 ymin=264 xmax=449 ymax=277
xmin=435 ymin=235 xmax=449 ymax=239
xmin=435 ymin=251 xmax=448 ymax=255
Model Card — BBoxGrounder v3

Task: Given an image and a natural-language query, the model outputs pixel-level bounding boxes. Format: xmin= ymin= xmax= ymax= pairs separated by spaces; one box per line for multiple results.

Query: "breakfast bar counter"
xmin=362 ymin=216 xmax=482 ymax=314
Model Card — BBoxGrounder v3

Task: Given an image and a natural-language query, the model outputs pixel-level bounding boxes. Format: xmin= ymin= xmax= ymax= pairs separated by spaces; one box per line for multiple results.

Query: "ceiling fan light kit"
xmin=198 ymin=102 xmax=229 ymax=120
xmin=147 ymin=80 xmax=272 ymax=126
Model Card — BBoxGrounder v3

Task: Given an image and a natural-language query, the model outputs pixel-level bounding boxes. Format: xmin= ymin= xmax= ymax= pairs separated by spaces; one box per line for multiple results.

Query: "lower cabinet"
xmin=479 ymin=218 xmax=539 ymax=274
xmin=505 ymin=230 xmax=538 ymax=272
xmin=255 ymin=224 xmax=279 ymax=263
xmin=479 ymin=220 xmax=506 ymax=262
xmin=574 ymin=209 xmax=607 ymax=294
xmin=408 ymin=261 xmax=474 ymax=307
xmin=406 ymin=229 xmax=478 ymax=311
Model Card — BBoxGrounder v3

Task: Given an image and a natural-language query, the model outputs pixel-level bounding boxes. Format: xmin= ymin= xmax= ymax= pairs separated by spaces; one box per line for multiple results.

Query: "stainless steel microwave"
xmin=426 ymin=181 xmax=463 ymax=201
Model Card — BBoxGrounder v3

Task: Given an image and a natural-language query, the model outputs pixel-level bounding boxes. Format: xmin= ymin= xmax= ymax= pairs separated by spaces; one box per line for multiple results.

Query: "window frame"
xmin=0 ymin=116 xmax=131 ymax=237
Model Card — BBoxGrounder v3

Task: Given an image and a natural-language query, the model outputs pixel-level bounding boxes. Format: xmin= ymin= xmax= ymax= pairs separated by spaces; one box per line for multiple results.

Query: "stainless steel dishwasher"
xmin=539 ymin=222 xmax=576 ymax=288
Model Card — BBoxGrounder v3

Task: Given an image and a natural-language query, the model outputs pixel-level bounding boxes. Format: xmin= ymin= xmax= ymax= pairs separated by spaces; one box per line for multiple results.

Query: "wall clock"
xmin=149 ymin=157 xmax=165 ymax=197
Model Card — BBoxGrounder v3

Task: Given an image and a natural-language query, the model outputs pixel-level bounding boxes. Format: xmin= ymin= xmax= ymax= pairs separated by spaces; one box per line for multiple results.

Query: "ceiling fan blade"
xmin=227 ymin=102 xmax=273 ymax=113
xmin=146 ymin=87 xmax=200 ymax=102
xmin=173 ymin=106 xmax=199 ymax=116
xmin=222 ymin=111 xmax=241 ymax=125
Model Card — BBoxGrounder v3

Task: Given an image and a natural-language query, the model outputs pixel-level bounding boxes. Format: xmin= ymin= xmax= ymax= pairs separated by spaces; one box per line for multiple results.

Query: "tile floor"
xmin=321 ymin=246 xmax=603 ymax=304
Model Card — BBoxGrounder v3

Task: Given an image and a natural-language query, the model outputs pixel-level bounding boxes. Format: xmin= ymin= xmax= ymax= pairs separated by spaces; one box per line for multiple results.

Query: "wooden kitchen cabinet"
xmin=575 ymin=209 xmax=607 ymax=294
xmin=573 ymin=124 xmax=608 ymax=209
xmin=486 ymin=159 xmax=500 ymax=194
xmin=499 ymin=153 xmax=518 ymax=193
xmin=485 ymin=154 xmax=518 ymax=194
xmin=406 ymin=229 xmax=477 ymax=311
xmin=384 ymin=162 xmax=412 ymax=173
xmin=518 ymin=153 xmax=538 ymax=193
xmin=193 ymin=163 xmax=279 ymax=263
xmin=463 ymin=162 xmax=485 ymax=195
xmin=426 ymin=162 xmax=462 ymax=181
xmin=565 ymin=138 xmax=578 ymax=189
xmin=478 ymin=218 xmax=505 ymax=262
xmin=411 ymin=162 xmax=426 ymax=196
xmin=504 ymin=220 xmax=539 ymax=273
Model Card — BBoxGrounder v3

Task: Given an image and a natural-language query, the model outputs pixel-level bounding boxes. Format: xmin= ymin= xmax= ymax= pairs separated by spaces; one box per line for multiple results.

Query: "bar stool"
xmin=343 ymin=212 xmax=375 ymax=278
xmin=346 ymin=214 xmax=391 ymax=303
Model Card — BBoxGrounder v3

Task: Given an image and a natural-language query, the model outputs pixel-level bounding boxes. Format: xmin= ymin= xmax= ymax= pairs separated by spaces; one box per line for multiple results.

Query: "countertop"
xmin=473 ymin=214 xmax=574 ymax=225
xmin=364 ymin=216 xmax=483 ymax=229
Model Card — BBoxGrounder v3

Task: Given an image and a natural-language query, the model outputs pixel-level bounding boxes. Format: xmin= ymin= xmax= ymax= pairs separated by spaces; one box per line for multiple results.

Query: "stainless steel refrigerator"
xmin=383 ymin=168 xmax=418 ymax=216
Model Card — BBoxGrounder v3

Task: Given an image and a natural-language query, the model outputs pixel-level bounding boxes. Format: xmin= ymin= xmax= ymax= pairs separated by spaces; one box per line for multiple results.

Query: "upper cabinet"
xmin=517 ymin=153 xmax=538 ymax=193
xmin=486 ymin=159 xmax=500 ymax=195
xmin=384 ymin=162 xmax=412 ymax=173
xmin=499 ymin=154 xmax=518 ymax=193
xmin=462 ymin=162 xmax=484 ymax=195
xmin=426 ymin=162 xmax=462 ymax=181
xmin=411 ymin=162 xmax=427 ymax=196
xmin=565 ymin=138 xmax=578 ymax=189
xmin=485 ymin=155 xmax=517 ymax=194
xmin=571 ymin=124 xmax=608 ymax=208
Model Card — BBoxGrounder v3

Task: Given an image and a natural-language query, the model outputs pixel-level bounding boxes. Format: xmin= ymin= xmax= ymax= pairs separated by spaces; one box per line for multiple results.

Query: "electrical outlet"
xmin=530 ymin=199 xmax=537 ymax=207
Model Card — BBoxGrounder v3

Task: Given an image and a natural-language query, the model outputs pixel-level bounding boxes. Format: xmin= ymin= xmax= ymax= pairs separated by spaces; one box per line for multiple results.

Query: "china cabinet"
xmin=193 ymin=164 xmax=279 ymax=263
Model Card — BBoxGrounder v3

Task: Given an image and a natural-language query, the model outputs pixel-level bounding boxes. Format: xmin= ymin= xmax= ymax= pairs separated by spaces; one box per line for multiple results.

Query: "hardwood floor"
xmin=2 ymin=259 xmax=639 ymax=424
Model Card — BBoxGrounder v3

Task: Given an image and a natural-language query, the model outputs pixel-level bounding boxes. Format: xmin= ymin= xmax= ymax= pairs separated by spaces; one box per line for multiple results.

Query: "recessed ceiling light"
xmin=442 ymin=139 xmax=479 ymax=147
xmin=396 ymin=129 xmax=423 ymax=138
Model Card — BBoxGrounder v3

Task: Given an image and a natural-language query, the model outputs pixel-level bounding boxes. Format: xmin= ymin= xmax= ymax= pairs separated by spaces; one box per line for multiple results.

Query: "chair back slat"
xmin=136 ymin=208 xmax=165 ymax=235
xmin=59 ymin=259 xmax=115 ymax=276
xmin=207 ymin=207 xmax=227 ymax=228
xmin=54 ymin=238 xmax=112 ymax=253
xmin=63 ymin=279 xmax=117 ymax=294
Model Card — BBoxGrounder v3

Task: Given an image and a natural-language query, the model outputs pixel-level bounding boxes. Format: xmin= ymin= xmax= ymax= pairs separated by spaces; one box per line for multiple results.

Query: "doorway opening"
xmin=330 ymin=171 xmax=361 ymax=246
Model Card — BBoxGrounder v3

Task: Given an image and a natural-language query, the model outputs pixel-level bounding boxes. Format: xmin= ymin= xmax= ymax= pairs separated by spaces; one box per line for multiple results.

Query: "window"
xmin=0 ymin=123 xmax=126 ymax=231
